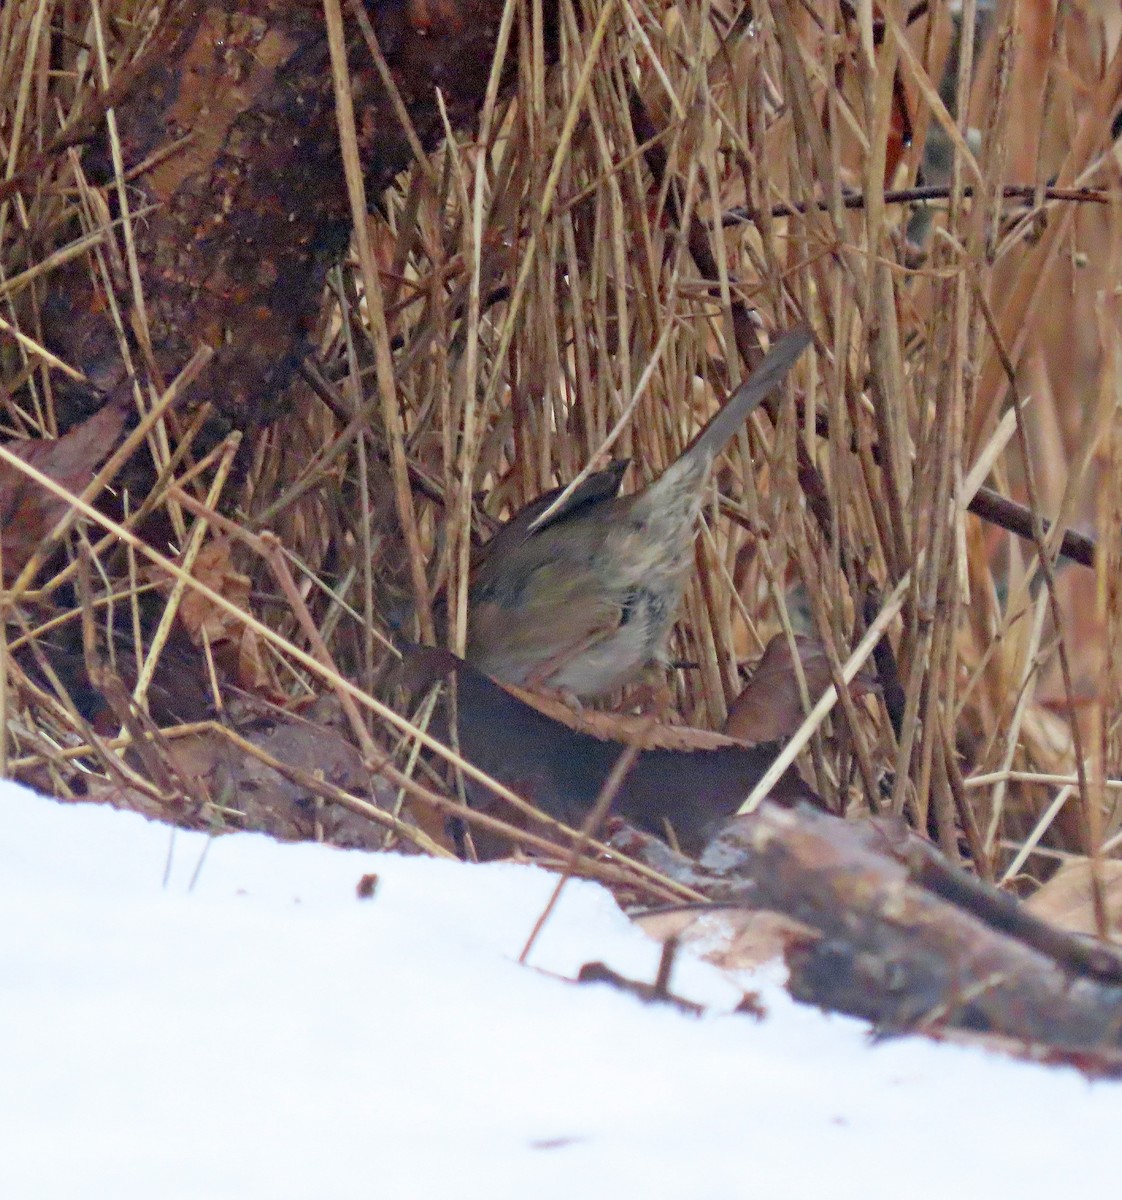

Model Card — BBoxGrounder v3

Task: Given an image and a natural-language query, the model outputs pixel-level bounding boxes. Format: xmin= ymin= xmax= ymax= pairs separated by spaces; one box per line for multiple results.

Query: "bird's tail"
xmin=685 ymin=324 xmax=813 ymax=467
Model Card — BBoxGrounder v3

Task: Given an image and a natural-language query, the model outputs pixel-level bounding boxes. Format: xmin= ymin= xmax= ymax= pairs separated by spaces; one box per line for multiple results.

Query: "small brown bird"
xmin=466 ymin=325 xmax=812 ymax=698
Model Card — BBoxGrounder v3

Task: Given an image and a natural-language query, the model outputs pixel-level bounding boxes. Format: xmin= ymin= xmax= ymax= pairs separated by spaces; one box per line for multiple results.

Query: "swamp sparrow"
xmin=465 ymin=325 xmax=812 ymax=698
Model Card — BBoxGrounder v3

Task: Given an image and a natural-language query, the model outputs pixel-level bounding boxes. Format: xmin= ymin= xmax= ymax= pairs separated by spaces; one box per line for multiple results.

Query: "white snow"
xmin=1 ymin=778 xmax=1117 ymax=1199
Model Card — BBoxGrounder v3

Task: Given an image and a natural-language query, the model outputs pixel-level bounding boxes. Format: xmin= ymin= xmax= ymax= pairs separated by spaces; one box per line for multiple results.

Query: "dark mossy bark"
xmin=44 ymin=0 xmax=555 ymax=429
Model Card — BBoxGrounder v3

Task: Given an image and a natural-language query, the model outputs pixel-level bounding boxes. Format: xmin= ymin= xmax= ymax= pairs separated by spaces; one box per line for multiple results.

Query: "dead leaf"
xmin=502 ymin=681 xmax=746 ymax=751
xmin=634 ymin=907 xmax=818 ymax=975
xmin=402 ymin=644 xmax=823 ymax=857
xmin=175 ymin=537 xmax=252 ymax=643
xmin=161 ymin=537 xmax=271 ymax=692
xmin=725 ymin=632 xmax=880 ymax=744
xmin=0 ymin=400 xmax=127 ymax=581
xmin=144 ymin=699 xmax=409 ymax=849
xmin=1024 ymin=861 xmax=1122 ymax=942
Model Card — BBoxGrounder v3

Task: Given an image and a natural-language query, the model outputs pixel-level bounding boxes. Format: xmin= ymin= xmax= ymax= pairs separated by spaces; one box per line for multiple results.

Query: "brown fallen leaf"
xmin=0 ymin=399 xmax=127 ymax=581
xmin=173 ymin=700 xmax=368 ymax=836
xmin=175 ymin=538 xmax=253 ymax=644
xmin=1024 ymin=861 xmax=1122 ymax=942
xmin=725 ymin=632 xmax=880 ymax=744
xmin=80 ymin=696 xmax=413 ymax=850
xmin=635 ymin=907 xmax=817 ymax=976
xmin=501 ymin=680 xmax=752 ymax=752
xmin=154 ymin=536 xmax=272 ymax=693
xmin=403 ymin=644 xmax=822 ymax=856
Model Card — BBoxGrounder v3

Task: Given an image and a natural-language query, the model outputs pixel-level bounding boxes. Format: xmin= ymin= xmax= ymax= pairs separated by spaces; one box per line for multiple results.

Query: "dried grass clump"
xmin=2 ymin=2 xmax=1121 ymax=903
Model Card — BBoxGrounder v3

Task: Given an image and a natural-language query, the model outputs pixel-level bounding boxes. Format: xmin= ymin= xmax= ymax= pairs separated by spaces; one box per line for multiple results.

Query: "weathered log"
xmin=616 ymin=804 xmax=1122 ymax=1064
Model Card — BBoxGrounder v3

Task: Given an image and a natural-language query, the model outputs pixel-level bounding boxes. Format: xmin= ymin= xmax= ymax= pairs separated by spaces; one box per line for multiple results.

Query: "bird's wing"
xmin=467 ymin=556 xmax=626 ymax=690
xmin=476 ymin=460 xmax=629 ymax=572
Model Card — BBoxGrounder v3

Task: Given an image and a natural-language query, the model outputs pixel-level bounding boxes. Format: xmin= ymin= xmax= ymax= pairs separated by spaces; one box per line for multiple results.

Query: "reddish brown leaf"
xmin=501 ymin=681 xmax=746 ymax=752
xmin=0 ymin=400 xmax=127 ymax=581
xmin=724 ymin=633 xmax=880 ymax=745
xmin=156 ymin=537 xmax=272 ymax=693
xmin=403 ymin=645 xmax=822 ymax=857
xmin=91 ymin=697 xmax=409 ymax=850
xmin=174 ymin=538 xmax=252 ymax=643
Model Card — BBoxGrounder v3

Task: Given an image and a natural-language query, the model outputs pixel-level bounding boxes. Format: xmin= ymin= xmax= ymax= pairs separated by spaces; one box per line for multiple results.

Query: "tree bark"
xmin=44 ymin=0 xmax=545 ymax=429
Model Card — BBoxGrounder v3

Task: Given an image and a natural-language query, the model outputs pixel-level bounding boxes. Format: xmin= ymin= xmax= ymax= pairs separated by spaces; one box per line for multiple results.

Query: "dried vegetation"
xmin=1 ymin=1 xmax=1121 ymax=925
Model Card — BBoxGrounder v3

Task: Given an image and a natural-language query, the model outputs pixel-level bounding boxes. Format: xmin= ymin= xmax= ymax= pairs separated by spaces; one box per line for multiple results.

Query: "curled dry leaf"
xmin=0 ymin=399 xmax=127 ymax=582
xmin=174 ymin=537 xmax=252 ymax=643
xmin=724 ymin=632 xmax=880 ymax=745
xmin=158 ymin=537 xmax=271 ymax=692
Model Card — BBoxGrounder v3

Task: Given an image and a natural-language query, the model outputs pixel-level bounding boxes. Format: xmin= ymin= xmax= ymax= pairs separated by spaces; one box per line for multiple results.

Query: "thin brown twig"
xmin=721 ymin=184 xmax=1112 ymax=227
